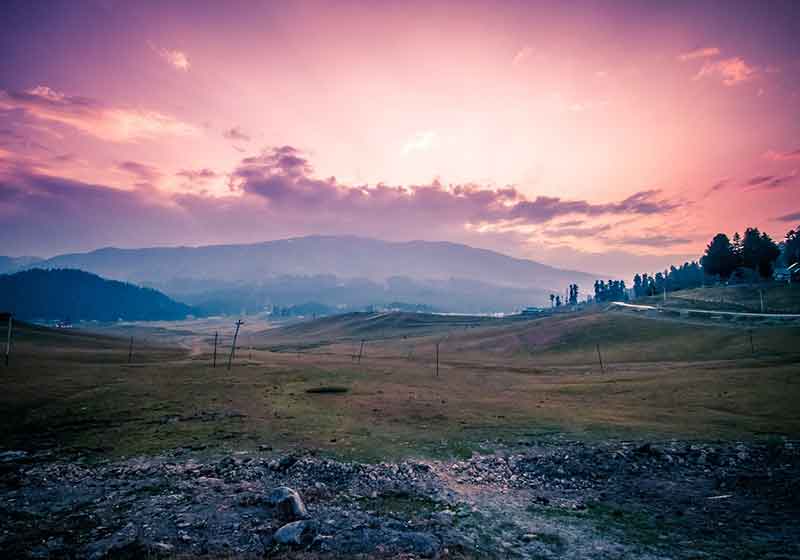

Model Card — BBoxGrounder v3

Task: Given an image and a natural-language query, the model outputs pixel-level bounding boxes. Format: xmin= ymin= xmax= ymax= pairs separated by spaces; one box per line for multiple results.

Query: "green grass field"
xmin=2 ymin=310 xmax=799 ymax=462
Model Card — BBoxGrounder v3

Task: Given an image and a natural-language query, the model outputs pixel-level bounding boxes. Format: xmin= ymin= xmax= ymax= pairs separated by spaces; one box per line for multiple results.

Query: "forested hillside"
xmin=0 ymin=269 xmax=195 ymax=322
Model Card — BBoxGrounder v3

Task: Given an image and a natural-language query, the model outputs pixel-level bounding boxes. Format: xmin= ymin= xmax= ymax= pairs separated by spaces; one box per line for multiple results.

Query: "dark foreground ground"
xmin=2 ymin=438 xmax=798 ymax=559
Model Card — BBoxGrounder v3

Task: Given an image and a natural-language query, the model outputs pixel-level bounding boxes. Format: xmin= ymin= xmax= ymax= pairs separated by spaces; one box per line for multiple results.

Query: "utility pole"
xmin=212 ymin=331 xmax=218 ymax=368
xmin=227 ymin=320 xmax=244 ymax=370
xmin=663 ymin=286 xmax=667 ymax=303
xmin=4 ymin=314 xmax=11 ymax=366
xmin=435 ymin=341 xmax=440 ymax=377
xmin=759 ymin=289 xmax=764 ymax=313
xmin=749 ymin=330 xmax=755 ymax=355
xmin=128 ymin=336 xmax=133 ymax=363
xmin=596 ymin=343 xmax=604 ymax=373
xmin=357 ymin=339 xmax=365 ymax=364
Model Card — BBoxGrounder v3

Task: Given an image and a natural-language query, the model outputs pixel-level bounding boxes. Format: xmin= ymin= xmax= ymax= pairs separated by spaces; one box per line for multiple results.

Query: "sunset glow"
xmin=1 ymin=0 xmax=799 ymax=276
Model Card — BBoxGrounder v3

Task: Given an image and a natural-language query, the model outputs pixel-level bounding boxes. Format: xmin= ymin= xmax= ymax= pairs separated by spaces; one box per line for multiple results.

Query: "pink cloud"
xmin=233 ymin=147 xmax=679 ymax=226
xmin=694 ymin=57 xmax=756 ymax=86
xmin=176 ymin=168 xmax=218 ymax=182
xmin=149 ymin=43 xmax=190 ymax=71
xmin=677 ymin=47 xmax=720 ymax=61
xmin=744 ymin=171 xmax=798 ymax=190
xmin=0 ymin=143 xmax=696 ymax=265
xmin=764 ymin=148 xmax=800 ymax=161
xmin=116 ymin=160 xmax=161 ymax=183
xmin=0 ymin=86 xmax=198 ymax=142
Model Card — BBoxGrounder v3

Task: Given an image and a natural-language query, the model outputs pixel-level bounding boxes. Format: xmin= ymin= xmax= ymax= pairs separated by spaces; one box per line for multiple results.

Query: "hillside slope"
xmin=635 ymin=284 xmax=800 ymax=314
xmin=0 ymin=268 xmax=196 ymax=322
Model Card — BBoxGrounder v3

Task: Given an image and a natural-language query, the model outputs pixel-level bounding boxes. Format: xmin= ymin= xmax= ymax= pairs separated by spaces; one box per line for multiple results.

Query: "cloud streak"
xmin=694 ymin=57 xmax=756 ymax=86
xmin=744 ymin=171 xmax=798 ymax=190
xmin=234 ymin=146 xmax=679 ymax=226
xmin=0 ymin=86 xmax=197 ymax=142
xmin=678 ymin=47 xmax=720 ymax=61
xmin=0 ymin=146 xmax=682 ymax=255
xmin=776 ymin=211 xmax=800 ymax=223
xmin=150 ymin=43 xmax=190 ymax=71
xmin=764 ymin=149 xmax=800 ymax=161
xmin=116 ymin=160 xmax=161 ymax=183
xmin=176 ymin=168 xmax=218 ymax=182
xmin=223 ymin=127 xmax=251 ymax=142
xmin=610 ymin=234 xmax=693 ymax=247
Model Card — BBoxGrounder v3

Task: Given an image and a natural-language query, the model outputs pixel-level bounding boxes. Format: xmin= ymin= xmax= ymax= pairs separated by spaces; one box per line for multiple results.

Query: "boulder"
xmin=268 ymin=486 xmax=309 ymax=521
xmin=273 ymin=520 xmax=316 ymax=546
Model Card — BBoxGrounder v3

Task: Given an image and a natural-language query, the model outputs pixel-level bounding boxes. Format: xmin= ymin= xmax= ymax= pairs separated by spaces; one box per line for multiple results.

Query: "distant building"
xmin=774 ymin=263 xmax=800 ymax=283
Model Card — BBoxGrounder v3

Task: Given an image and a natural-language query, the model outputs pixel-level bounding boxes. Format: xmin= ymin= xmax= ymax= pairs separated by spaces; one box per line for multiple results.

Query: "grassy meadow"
xmin=2 ymin=309 xmax=799 ymax=462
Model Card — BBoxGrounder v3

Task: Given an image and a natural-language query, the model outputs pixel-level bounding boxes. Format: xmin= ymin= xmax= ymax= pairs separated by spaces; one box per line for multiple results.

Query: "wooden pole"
xmin=749 ymin=330 xmax=754 ymax=355
xmin=212 ymin=331 xmax=218 ymax=368
xmin=759 ymin=290 xmax=764 ymax=313
xmin=227 ymin=320 xmax=244 ymax=370
xmin=4 ymin=315 xmax=11 ymax=366
xmin=357 ymin=339 xmax=365 ymax=364
xmin=128 ymin=336 xmax=133 ymax=364
xmin=596 ymin=343 xmax=604 ymax=373
xmin=435 ymin=341 xmax=440 ymax=377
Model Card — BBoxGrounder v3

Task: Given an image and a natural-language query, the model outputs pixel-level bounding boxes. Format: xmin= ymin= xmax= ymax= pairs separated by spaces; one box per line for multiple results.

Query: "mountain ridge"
xmin=30 ymin=235 xmax=597 ymax=287
xmin=4 ymin=236 xmax=599 ymax=312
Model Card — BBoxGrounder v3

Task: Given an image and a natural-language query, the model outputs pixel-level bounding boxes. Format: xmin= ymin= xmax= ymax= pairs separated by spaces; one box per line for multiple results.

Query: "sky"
xmin=1 ymin=0 xmax=799 ymax=278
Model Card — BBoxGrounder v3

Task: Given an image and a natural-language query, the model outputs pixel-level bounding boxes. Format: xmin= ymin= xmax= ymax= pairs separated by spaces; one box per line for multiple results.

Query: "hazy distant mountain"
xmin=0 ymin=268 xmax=196 ymax=322
xmin=183 ymin=275 xmax=567 ymax=315
xmin=38 ymin=236 xmax=594 ymax=288
xmin=16 ymin=236 xmax=597 ymax=312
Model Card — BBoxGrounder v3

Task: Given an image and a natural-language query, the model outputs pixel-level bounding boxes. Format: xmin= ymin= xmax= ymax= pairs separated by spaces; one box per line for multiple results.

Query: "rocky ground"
xmin=1 ymin=438 xmax=799 ymax=559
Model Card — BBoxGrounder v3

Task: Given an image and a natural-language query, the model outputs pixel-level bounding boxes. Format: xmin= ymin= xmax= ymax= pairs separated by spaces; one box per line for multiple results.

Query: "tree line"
xmin=700 ymin=228 xmax=781 ymax=280
xmin=633 ymin=261 xmax=706 ymax=298
xmin=594 ymin=280 xmax=628 ymax=302
xmin=548 ymin=284 xmax=581 ymax=307
xmin=629 ymin=225 xmax=799 ymax=299
xmin=572 ymin=224 xmax=799 ymax=305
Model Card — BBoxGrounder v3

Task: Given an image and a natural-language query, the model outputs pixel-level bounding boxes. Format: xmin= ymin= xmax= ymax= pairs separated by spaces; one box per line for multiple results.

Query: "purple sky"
xmin=1 ymin=0 xmax=799 ymax=277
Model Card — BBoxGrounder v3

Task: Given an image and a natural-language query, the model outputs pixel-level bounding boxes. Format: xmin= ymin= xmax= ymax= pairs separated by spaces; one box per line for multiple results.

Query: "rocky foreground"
xmin=1 ymin=439 xmax=799 ymax=559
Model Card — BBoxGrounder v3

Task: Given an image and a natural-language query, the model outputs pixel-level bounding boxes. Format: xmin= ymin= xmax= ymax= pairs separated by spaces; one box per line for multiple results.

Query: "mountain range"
xmin=2 ymin=236 xmax=598 ymax=313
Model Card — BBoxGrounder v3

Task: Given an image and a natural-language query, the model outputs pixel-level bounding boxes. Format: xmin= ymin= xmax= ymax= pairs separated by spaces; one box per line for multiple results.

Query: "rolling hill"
xmin=0 ymin=268 xmax=196 ymax=322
